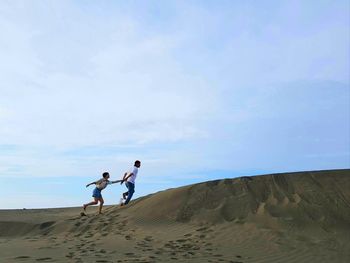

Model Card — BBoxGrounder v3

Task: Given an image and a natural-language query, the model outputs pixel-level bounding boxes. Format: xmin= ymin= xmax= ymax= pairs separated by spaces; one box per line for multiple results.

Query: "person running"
xmin=120 ymin=160 xmax=141 ymax=206
xmin=83 ymin=172 xmax=121 ymax=215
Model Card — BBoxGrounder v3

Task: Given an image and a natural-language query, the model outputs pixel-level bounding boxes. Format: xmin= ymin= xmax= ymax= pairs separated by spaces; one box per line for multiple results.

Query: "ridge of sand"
xmin=127 ymin=169 xmax=350 ymax=227
xmin=1 ymin=169 xmax=349 ymax=262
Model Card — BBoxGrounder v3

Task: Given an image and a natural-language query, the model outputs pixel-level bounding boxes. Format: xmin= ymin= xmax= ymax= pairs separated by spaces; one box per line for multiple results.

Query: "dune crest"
xmin=1 ymin=169 xmax=349 ymax=263
xmin=127 ymin=169 xmax=350 ymax=227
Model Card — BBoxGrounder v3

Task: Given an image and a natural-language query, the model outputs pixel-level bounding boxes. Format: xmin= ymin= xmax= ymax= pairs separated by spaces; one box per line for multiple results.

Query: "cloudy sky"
xmin=0 ymin=1 xmax=349 ymax=208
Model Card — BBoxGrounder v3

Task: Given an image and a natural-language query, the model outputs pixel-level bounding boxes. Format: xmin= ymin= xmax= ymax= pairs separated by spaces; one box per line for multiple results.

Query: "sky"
xmin=0 ymin=0 xmax=349 ymax=209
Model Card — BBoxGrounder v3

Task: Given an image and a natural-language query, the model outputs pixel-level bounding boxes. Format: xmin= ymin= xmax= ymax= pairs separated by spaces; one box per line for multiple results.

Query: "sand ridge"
xmin=0 ymin=169 xmax=349 ymax=262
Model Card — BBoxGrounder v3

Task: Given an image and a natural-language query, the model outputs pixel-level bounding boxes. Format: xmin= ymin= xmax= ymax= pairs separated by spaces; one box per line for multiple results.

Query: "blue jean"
xmin=124 ymin=182 xmax=135 ymax=205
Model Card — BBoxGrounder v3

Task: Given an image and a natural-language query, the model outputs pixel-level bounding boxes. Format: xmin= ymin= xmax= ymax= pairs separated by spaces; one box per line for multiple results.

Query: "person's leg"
xmin=98 ymin=197 xmax=104 ymax=214
xmin=124 ymin=182 xmax=135 ymax=205
xmin=122 ymin=183 xmax=130 ymax=200
xmin=83 ymin=197 xmax=99 ymax=210
xmin=123 ymin=191 xmax=128 ymax=200
xmin=120 ymin=184 xmax=129 ymax=206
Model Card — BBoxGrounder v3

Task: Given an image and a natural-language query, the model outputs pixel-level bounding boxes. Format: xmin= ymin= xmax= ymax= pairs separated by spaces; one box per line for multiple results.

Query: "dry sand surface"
xmin=1 ymin=169 xmax=349 ymax=263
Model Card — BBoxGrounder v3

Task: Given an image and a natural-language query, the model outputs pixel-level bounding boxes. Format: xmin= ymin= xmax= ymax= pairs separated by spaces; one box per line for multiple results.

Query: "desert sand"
xmin=1 ymin=169 xmax=349 ymax=263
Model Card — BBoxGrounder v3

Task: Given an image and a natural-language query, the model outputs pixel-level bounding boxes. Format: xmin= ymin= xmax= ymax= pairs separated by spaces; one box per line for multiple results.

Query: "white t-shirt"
xmin=127 ymin=166 xmax=138 ymax=184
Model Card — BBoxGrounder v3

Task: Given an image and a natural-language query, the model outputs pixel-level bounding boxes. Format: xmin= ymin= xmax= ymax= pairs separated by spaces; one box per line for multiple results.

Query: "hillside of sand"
xmin=0 ymin=169 xmax=349 ymax=262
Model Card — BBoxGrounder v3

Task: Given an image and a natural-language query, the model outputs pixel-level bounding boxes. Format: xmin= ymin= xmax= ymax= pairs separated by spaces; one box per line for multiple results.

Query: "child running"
xmin=82 ymin=172 xmax=121 ymax=215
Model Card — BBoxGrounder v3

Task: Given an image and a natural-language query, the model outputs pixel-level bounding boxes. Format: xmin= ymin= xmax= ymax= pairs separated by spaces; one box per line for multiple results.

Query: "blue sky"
xmin=0 ymin=1 xmax=349 ymax=209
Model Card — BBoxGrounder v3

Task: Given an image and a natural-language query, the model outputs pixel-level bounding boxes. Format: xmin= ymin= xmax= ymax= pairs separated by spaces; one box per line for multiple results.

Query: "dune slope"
xmin=0 ymin=169 xmax=349 ymax=263
xmin=127 ymin=169 xmax=350 ymax=227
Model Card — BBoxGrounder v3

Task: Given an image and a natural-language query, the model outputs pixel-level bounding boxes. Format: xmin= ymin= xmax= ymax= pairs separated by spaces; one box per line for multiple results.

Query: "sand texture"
xmin=1 ymin=169 xmax=349 ymax=262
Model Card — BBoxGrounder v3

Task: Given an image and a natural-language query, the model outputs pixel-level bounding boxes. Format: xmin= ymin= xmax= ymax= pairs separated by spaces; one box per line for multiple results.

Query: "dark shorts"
xmin=92 ymin=188 xmax=102 ymax=198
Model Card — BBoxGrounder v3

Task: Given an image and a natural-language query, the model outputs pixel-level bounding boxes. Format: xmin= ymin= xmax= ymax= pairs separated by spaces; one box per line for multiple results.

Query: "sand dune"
xmin=1 ymin=169 xmax=349 ymax=262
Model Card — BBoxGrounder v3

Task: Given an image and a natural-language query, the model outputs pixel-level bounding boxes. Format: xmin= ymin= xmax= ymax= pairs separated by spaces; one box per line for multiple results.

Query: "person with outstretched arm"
xmin=120 ymin=160 xmax=141 ymax=206
xmin=83 ymin=172 xmax=122 ymax=215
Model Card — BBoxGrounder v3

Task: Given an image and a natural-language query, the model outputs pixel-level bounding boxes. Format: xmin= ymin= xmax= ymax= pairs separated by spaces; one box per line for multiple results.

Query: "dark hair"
xmin=102 ymin=172 xmax=110 ymax=178
xmin=134 ymin=160 xmax=141 ymax=165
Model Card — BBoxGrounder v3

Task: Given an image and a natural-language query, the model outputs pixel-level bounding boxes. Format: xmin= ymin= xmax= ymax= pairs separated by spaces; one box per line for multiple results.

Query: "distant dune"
xmin=1 ymin=169 xmax=349 ymax=262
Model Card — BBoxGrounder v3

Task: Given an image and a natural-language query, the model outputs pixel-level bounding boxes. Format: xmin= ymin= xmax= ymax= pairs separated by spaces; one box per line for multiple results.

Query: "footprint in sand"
xmin=65 ymin=252 xmax=75 ymax=258
xmin=144 ymin=236 xmax=153 ymax=241
xmin=196 ymin=226 xmax=214 ymax=235
xmin=38 ymin=246 xmax=54 ymax=250
xmin=196 ymin=227 xmax=208 ymax=232
xmin=35 ymin=257 xmax=54 ymax=262
xmin=143 ymin=248 xmax=154 ymax=252
xmin=14 ymin=256 xmax=31 ymax=259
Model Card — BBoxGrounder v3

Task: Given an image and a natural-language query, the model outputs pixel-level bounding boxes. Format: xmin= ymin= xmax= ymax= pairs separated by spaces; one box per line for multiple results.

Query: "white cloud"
xmin=0 ymin=0 xmax=348 ymax=184
xmin=0 ymin=2 xmax=220 ymax=147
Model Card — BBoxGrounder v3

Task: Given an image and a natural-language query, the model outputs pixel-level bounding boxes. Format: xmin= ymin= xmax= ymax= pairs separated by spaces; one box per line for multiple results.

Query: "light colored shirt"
xmin=127 ymin=166 xmax=138 ymax=184
xmin=96 ymin=178 xmax=111 ymax=190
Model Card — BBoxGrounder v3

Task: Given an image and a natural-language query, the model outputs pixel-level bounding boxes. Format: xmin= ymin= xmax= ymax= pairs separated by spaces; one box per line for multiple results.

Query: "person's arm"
xmin=86 ymin=181 xmax=96 ymax=188
xmin=120 ymin=172 xmax=127 ymax=184
xmin=121 ymin=172 xmax=133 ymax=184
xmin=124 ymin=173 xmax=134 ymax=182
xmin=110 ymin=179 xmax=122 ymax=184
